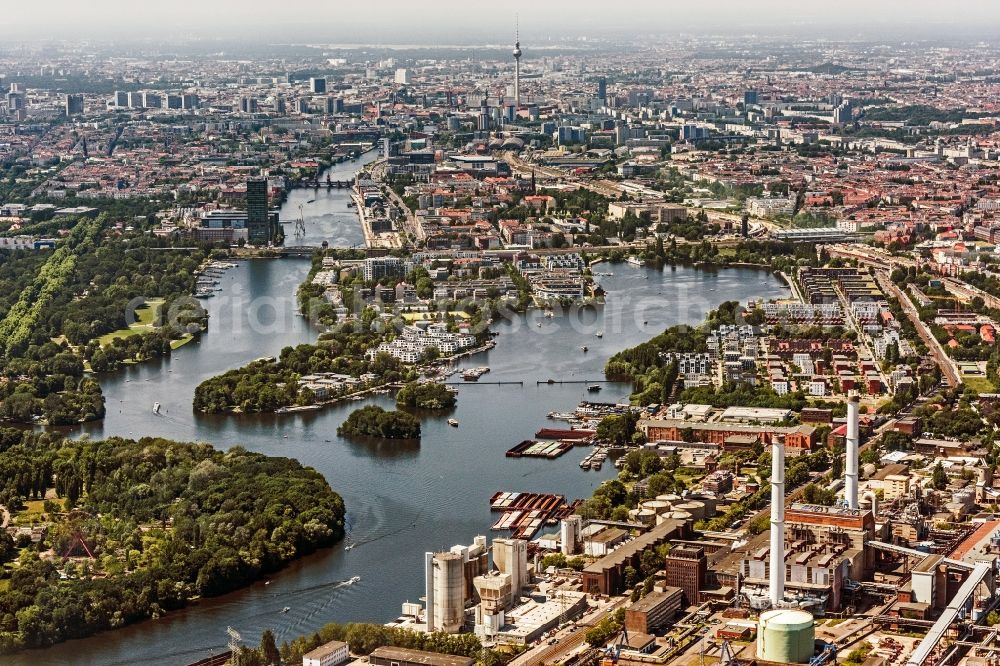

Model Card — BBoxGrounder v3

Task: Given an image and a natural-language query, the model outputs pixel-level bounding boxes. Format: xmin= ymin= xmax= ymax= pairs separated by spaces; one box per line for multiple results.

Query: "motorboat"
xmin=448 ymin=419 xmax=459 ymax=427
xmin=152 ymin=402 xmax=161 ymax=415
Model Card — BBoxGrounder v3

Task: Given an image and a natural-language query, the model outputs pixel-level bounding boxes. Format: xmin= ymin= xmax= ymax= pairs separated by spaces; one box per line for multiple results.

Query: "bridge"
xmin=906 ymin=562 xmax=992 ymax=666
xmin=867 ymin=540 xmax=974 ymax=570
xmin=292 ymin=178 xmax=353 ymax=189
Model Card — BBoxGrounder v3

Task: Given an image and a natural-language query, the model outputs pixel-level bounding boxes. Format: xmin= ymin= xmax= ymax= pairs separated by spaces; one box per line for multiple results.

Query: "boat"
xmin=537 ymin=322 xmax=542 ymax=327
xmin=546 ymin=379 xmax=555 ymax=385
xmin=306 ymin=199 xmax=316 ymax=204
xmin=587 ymin=385 xmax=602 ymax=392
xmin=264 ymin=580 xmax=270 ymax=585
xmin=347 ymin=200 xmax=356 ymax=208
xmin=544 ymin=311 xmax=554 ymax=318
xmin=627 ymin=256 xmax=643 ymax=267
xmin=281 ymin=607 xmax=290 ymax=614
xmin=345 ymin=544 xmax=354 ymax=551
xmin=581 ymin=346 xmax=588 ymax=352
xmin=347 ymin=576 xmax=361 ymax=585
xmin=596 ymin=331 xmax=603 ymax=338
xmin=448 ymin=419 xmax=459 ymax=427
xmin=152 ymin=402 xmax=161 ymax=414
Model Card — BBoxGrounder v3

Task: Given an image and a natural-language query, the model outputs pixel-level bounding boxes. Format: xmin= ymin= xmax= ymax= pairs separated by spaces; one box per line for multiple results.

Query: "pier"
xmin=536 ymin=379 xmax=614 ymax=385
xmin=445 ymin=381 xmax=523 ymax=386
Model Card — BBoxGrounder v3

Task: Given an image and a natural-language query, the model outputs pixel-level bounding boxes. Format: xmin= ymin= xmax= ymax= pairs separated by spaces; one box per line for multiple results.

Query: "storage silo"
xmin=642 ymin=500 xmax=671 ymax=516
xmin=636 ymin=509 xmax=656 ymax=525
xmin=757 ymin=609 xmax=815 ymax=664
xmin=432 ymin=552 xmax=465 ymax=633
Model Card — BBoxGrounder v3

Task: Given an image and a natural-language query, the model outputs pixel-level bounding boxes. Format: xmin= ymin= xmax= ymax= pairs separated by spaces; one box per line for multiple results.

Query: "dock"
xmin=445 ymin=381 xmax=523 ymax=386
xmin=537 ymin=379 xmax=614 ymax=385
xmin=489 ymin=491 xmax=580 ymax=539
xmin=506 ymin=439 xmax=574 ymax=459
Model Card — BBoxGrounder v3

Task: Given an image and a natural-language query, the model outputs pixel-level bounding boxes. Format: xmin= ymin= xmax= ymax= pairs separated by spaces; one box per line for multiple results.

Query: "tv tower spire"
xmin=512 ymin=16 xmax=522 ymax=107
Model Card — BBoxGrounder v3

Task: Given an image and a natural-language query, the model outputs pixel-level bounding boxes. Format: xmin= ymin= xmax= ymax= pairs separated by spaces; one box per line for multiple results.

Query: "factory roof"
xmin=304 ymin=641 xmax=348 ymax=661
xmin=369 ymin=647 xmax=474 ymax=666
xmin=949 ymin=519 xmax=1000 ymax=562
xmin=582 ymin=520 xmax=685 ymax=574
xmin=628 ymin=586 xmax=684 ymax=613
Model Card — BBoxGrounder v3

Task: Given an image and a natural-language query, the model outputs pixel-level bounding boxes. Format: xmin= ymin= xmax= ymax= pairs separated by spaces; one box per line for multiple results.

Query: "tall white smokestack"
xmin=769 ymin=436 xmax=785 ymax=608
xmin=846 ymin=397 xmax=860 ymax=510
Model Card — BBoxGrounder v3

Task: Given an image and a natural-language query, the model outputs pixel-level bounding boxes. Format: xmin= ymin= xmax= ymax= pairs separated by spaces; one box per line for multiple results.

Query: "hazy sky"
xmin=5 ymin=0 xmax=1000 ymax=41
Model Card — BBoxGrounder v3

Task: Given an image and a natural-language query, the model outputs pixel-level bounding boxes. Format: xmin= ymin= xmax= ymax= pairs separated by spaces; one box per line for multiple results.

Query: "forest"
xmin=0 ymin=430 xmax=345 ymax=653
xmin=0 ymin=214 xmax=214 ymax=424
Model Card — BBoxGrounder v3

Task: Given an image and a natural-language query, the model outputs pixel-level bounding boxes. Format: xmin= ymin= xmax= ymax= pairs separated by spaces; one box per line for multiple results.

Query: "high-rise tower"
xmin=512 ymin=19 xmax=522 ymax=108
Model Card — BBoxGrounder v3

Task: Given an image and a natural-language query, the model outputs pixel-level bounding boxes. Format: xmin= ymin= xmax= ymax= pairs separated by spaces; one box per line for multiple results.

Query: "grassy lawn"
xmin=96 ymin=298 xmax=164 ymax=346
xmin=170 ymin=333 xmax=195 ymax=350
xmin=964 ymin=376 xmax=995 ymax=393
xmin=12 ymin=499 xmax=47 ymax=525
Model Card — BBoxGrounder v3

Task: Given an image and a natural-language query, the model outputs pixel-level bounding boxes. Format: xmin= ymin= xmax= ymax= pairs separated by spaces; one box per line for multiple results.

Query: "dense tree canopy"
xmin=0 ymin=431 xmax=345 ymax=653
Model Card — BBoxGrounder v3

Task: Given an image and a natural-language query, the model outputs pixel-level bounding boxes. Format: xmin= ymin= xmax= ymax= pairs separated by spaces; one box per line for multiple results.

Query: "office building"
xmin=663 ymin=545 xmax=707 ymax=605
xmin=181 ymin=93 xmax=199 ymax=110
xmin=240 ymin=96 xmax=258 ymax=113
xmin=246 ymin=178 xmax=270 ymax=245
xmin=166 ymin=94 xmax=182 ymax=109
xmin=362 ymin=256 xmax=406 ymax=282
xmin=624 ymin=587 xmax=684 ymax=634
xmin=310 ymin=77 xmax=327 ymax=94
xmin=302 ymin=640 xmax=349 ymax=666
xmin=142 ymin=92 xmax=161 ymax=108
xmin=597 ymin=76 xmax=607 ymax=101
xmin=128 ymin=91 xmax=144 ymax=108
xmin=395 ymin=68 xmax=411 ymax=85
xmin=64 ymin=94 xmax=84 ymax=116
xmin=114 ymin=90 xmax=129 ymax=107
xmin=744 ymin=89 xmax=759 ymax=106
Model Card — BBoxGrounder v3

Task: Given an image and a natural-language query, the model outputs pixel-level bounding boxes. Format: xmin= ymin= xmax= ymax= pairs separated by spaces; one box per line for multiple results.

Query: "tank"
xmin=656 ymin=494 xmax=682 ymax=503
xmin=432 ymin=552 xmax=465 ymax=633
xmin=757 ymin=609 xmax=815 ymax=664
xmin=636 ymin=509 xmax=656 ymax=525
xmin=667 ymin=510 xmax=692 ymax=522
xmin=642 ymin=500 xmax=671 ymax=516
xmin=674 ymin=501 xmax=705 ymax=521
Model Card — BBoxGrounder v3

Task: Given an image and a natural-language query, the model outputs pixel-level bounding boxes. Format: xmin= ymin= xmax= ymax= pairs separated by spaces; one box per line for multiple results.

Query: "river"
xmin=14 ymin=159 xmax=791 ymax=665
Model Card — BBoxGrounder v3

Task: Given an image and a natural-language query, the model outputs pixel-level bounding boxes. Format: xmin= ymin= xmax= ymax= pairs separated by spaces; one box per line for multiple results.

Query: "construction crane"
xmin=601 ymin=625 xmax=629 ymax=666
xmin=719 ymin=640 xmax=741 ymax=666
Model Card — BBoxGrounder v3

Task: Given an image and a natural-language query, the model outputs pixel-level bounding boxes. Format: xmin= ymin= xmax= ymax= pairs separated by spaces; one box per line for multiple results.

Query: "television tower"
xmin=512 ymin=17 xmax=522 ymax=107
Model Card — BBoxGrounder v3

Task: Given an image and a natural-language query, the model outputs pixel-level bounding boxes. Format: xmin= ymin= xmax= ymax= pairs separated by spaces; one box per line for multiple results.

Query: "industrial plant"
xmin=379 ymin=393 xmax=1000 ymax=666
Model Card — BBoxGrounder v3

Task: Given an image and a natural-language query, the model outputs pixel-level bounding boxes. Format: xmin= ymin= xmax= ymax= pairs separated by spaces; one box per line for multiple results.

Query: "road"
xmin=876 ymin=269 xmax=961 ymax=388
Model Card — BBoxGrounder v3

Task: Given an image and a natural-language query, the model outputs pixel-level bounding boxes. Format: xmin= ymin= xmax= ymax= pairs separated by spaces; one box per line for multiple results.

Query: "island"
xmin=338 ymin=405 xmax=422 ymax=439
xmin=0 ymin=430 xmax=345 ymax=654
xmin=395 ymin=382 xmax=457 ymax=410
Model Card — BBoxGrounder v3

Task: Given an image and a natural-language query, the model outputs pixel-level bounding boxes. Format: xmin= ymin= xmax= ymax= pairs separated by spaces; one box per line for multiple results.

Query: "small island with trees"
xmin=338 ymin=405 xmax=422 ymax=440
xmin=395 ymin=382 xmax=457 ymax=410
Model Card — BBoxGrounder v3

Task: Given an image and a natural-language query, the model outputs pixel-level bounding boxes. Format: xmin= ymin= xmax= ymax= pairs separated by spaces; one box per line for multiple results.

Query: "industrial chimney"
xmin=845 ymin=397 xmax=860 ymax=510
xmin=768 ymin=436 xmax=785 ymax=608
